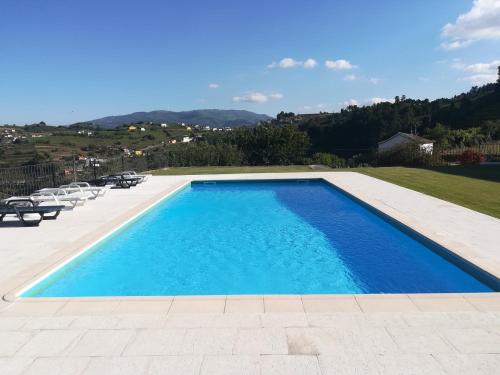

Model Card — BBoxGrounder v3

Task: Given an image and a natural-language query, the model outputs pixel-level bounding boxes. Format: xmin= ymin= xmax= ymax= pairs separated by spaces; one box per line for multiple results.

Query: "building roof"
xmin=378 ymin=132 xmax=434 ymax=145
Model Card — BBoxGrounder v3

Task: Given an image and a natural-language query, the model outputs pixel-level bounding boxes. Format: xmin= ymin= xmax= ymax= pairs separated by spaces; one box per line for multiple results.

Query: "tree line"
xmin=147 ymin=125 xmax=311 ymax=167
xmin=146 ymin=79 xmax=500 ymax=167
xmin=287 ymin=80 xmax=500 ymax=157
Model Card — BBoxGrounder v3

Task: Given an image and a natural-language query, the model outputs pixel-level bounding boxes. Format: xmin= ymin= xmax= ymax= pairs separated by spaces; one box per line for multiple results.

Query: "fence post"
xmin=72 ymin=152 xmax=77 ymax=182
xmin=93 ymin=159 xmax=97 ymax=181
xmin=51 ymin=163 xmax=57 ymax=188
xmin=121 ymin=155 xmax=124 ymax=172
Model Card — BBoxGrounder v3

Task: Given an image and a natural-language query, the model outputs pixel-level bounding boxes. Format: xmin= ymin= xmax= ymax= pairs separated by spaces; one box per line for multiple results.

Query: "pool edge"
xmin=3 ymin=173 xmax=499 ymax=302
xmin=3 ymin=179 xmax=191 ymax=302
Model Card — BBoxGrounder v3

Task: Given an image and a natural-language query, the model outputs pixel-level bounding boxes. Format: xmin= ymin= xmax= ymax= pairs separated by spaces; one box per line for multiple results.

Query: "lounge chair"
xmin=58 ymin=182 xmax=111 ymax=199
xmin=29 ymin=188 xmax=89 ymax=209
xmin=37 ymin=186 xmax=94 ymax=200
xmin=0 ymin=199 xmax=65 ymax=226
xmin=93 ymin=174 xmax=141 ymax=188
xmin=121 ymin=171 xmax=152 ymax=183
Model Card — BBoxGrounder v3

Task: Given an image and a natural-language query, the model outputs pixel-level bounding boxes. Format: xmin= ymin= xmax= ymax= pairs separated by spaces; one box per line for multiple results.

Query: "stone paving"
xmin=0 ymin=309 xmax=499 ymax=374
xmin=0 ymin=172 xmax=499 ymax=374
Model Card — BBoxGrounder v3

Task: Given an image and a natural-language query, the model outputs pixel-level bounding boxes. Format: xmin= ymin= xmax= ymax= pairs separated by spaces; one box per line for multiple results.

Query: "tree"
xmin=425 ymin=123 xmax=450 ymax=146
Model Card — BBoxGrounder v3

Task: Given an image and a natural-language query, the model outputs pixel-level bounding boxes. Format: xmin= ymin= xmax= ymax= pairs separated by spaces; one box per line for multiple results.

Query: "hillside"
xmin=84 ymin=109 xmax=272 ymax=129
xmin=280 ymin=83 xmax=500 ymax=156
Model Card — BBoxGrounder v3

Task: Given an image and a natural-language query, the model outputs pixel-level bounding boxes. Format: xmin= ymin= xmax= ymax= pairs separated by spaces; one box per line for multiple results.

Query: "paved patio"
xmin=0 ymin=172 xmax=499 ymax=374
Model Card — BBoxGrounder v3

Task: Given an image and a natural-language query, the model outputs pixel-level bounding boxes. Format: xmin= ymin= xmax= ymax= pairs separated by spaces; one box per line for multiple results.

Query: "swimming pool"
xmin=22 ymin=179 xmax=496 ymax=297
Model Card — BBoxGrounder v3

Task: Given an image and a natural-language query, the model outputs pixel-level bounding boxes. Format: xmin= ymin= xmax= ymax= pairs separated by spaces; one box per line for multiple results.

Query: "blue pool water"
xmin=23 ymin=180 xmax=494 ymax=297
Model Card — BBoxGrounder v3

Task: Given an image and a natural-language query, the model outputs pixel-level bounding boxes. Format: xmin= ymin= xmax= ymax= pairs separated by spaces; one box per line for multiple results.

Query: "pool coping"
xmin=1 ymin=172 xmax=499 ymax=313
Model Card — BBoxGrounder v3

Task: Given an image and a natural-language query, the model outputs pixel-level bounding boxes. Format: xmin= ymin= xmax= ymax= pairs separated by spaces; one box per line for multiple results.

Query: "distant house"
xmin=161 ymin=123 xmax=168 ymax=128
xmin=128 ymin=126 xmax=137 ymax=132
xmin=78 ymin=130 xmax=93 ymax=136
xmin=140 ymin=127 xmax=146 ymax=132
xmin=182 ymin=136 xmax=193 ymax=143
xmin=378 ymin=132 xmax=434 ymax=154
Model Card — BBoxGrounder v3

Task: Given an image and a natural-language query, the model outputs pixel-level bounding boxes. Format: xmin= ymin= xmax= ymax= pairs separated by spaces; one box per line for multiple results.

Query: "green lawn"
xmin=150 ymin=164 xmax=500 ymax=219
xmin=358 ymin=166 xmax=500 ymax=219
xmin=151 ymin=165 xmax=333 ymax=175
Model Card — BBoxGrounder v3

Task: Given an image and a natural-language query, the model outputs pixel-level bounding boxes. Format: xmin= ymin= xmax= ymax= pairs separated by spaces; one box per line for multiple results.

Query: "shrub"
xmin=311 ymin=152 xmax=346 ymax=168
xmin=458 ymin=149 xmax=484 ymax=165
xmin=377 ymin=144 xmax=434 ymax=167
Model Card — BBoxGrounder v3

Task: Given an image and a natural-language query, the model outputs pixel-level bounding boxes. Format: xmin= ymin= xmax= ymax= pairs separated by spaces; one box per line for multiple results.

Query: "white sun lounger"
xmin=59 ymin=182 xmax=111 ymax=199
xmin=37 ymin=186 xmax=94 ymax=200
xmin=5 ymin=192 xmax=85 ymax=210
xmin=30 ymin=188 xmax=90 ymax=209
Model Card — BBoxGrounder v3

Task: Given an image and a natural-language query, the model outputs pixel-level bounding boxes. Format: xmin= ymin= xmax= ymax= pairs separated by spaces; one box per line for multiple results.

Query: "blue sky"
xmin=1 ymin=0 xmax=499 ymax=124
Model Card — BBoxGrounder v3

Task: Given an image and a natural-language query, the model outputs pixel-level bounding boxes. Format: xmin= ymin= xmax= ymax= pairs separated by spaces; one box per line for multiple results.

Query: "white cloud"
xmin=460 ymin=74 xmax=497 ymax=85
xmin=342 ymin=99 xmax=359 ymax=107
xmin=303 ymin=58 xmax=318 ymax=69
xmin=441 ymin=0 xmax=500 ymax=49
xmin=269 ymin=93 xmax=284 ymax=100
xmin=462 ymin=60 xmax=500 ymax=73
xmin=325 ymin=59 xmax=356 ymax=70
xmin=370 ymin=77 xmax=382 ymax=85
xmin=268 ymin=57 xmax=318 ymax=69
xmin=208 ymin=83 xmax=219 ymax=89
xmin=441 ymin=40 xmax=473 ymax=50
xmin=453 ymin=59 xmax=500 ymax=84
xmin=301 ymin=103 xmax=333 ymax=112
xmin=340 ymin=97 xmax=394 ymax=108
xmin=368 ymin=97 xmax=394 ymax=105
xmin=232 ymin=92 xmax=283 ymax=103
xmin=343 ymin=74 xmax=357 ymax=81
xmin=268 ymin=57 xmax=302 ymax=69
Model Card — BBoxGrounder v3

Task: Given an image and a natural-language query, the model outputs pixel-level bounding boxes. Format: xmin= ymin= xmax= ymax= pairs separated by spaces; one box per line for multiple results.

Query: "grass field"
xmin=359 ymin=166 xmax=500 ymax=219
xmin=151 ymin=165 xmax=500 ymax=218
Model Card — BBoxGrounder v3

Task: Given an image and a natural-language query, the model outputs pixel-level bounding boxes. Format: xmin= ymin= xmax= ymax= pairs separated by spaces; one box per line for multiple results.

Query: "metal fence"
xmin=376 ymin=142 xmax=500 ymax=167
xmin=0 ymin=155 xmax=149 ymax=199
xmin=1 ymin=142 xmax=498 ymax=198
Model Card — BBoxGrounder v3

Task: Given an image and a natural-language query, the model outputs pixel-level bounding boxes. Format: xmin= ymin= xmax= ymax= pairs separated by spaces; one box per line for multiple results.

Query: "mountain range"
xmin=79 ymin=109 xmax=272 ymax=129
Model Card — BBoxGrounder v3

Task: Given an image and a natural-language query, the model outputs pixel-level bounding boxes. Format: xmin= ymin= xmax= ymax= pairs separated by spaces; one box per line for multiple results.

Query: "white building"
xmin=378 ymin=132 xmax=434 ymax=153
xmin=140 ymin=127 xmax=146 ymax=132
xmin=161 ymin=123 xmax=168 ymax=128
xmin=182 ymin=136 xmax=193 ymax=143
